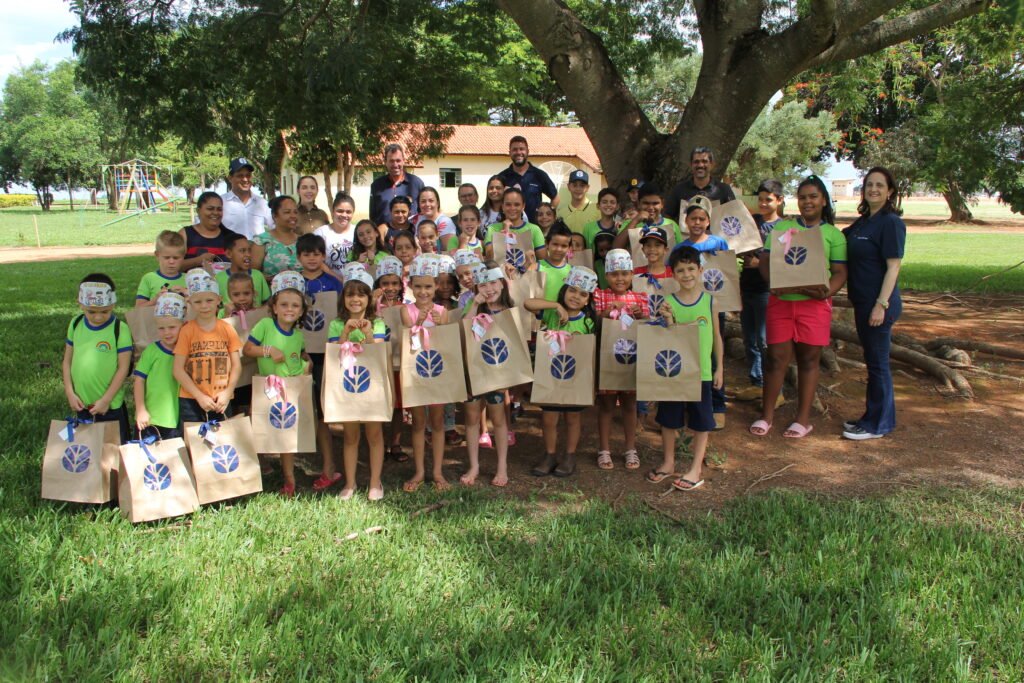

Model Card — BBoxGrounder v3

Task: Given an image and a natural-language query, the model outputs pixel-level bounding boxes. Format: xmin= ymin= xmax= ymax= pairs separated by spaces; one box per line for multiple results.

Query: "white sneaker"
xmin=842 ymin=426 xmax=884 ymax=440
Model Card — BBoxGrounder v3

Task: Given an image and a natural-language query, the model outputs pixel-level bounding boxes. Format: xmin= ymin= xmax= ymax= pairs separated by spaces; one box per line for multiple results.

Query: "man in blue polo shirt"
xmin=369 ymin=143 xmax=425 ymax=230
xmin=496 ymin=135 xmax=559 ymax=224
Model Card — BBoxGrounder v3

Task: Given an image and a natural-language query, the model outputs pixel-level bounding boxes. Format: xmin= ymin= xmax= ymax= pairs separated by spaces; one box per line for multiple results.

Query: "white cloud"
xmin=0 ymin=0 xmax=76 ymax=87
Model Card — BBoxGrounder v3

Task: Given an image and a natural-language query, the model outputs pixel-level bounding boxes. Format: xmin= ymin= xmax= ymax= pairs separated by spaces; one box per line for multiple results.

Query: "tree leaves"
xmin=62 ymin=444 xmax=92 ymax=474
xmin=481 ymin=338 xmax=510 ymax=366
xmin=550 ymin=353 xmax=577 ymax=381
xmin=415 ymin=350 xmax=445 ymax=379
xmin=343 ymin=366 xmax=371 ymax=394
xmin=269 ymin=402 xmax=298 ymax=430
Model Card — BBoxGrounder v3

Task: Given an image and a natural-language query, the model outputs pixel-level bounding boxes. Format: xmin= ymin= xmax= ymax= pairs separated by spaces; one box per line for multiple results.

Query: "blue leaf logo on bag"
xmin=654 ymin=350 xmax=682 ymax=378
xmin=269 ymin=401 xmax=298 ymax=429
xmin=550 ymin=353 xmax=577 ymax=380
xmin=703 ymin=268 xmax=725 ymax=292
xmin=343 ymin=365 xmax=371 ymax=393
xmin=62 ymin=444 xmax=91 ymax=473
xmin=143 ymin=462 xmax=172 ymax=491
xmin=648 ymin=293 xmax=664 ymax=313
xmin=721 ymin=216 xmax=743 ymax=237
xmin=613 ymin=339 xmax=637 ymax=365
xmin=481 ymin=338 xmax=509 ymax=366
xmin=506 ymin=247 xmax=525 ymax=271
xmin=211 ymin=444 xmax=240 ymax=474
xmin=415 ymin=350 xmax=445 ymax=378
xmin=302 ymin=309 xmax=326 ymax=332
xmin=784 ymin=246 xmax=808 ymax=265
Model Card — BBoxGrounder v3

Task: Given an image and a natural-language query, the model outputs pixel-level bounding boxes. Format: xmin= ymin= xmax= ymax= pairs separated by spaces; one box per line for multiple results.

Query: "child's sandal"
xmin=596 ymin=450 xmax=613 ymax=470
xmin=623 ymin=449 xmax=640 ymax=470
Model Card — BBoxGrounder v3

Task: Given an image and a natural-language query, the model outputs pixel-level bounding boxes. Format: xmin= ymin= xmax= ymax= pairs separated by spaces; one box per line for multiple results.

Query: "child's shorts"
xmin=231 ymin=385 xmax=252 ymax=413
xmin=766 ymin=296 xmax=832 ymax=347
xmin=141 ymin=424 xmax=183 ymax=440
xmin=541 ymin=406 xmax=585 ymax=414
xmin=655 ymin=381 xmax=715 ymax=432
xmin=469 ymin=391 xmax=505 ymax=405
xmin=178 ymin=397 xmax=231 ymax=425
xmin=79 ymin=405 xmax=129 ymax=444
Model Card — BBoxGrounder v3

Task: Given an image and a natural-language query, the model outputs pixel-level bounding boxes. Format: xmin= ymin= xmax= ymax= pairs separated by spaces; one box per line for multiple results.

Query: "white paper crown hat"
xmin=436 ymin=254 xmax=456 ymax=275
xmin=409 ymin=255 xmax=440 ymax=279
xmin=185 ymin=268 xmax=219 ymax=297
xmin=471 ymin=263 xmax=505 ymax=285
xmin=78 ymin=281 xmax=116 ymax=307
xmin=604 ymin=249 xmax=633 ymax=274
xmin=453 ymin=249 xmax=481 ymax=268
xmin=565 ymin=265 xmax=599 ymax=293
xmin=153 ymin=292 xmax=187 ymax=320
xmin=271 ymin=270 xmax=306 ymax=296
xmin=344 ymin=269 xmax=375 ymax=289
xmin=375 ymin=256 xmax=403 ymax=281
xmin=341 ymin=262 xmax=369 ymax=279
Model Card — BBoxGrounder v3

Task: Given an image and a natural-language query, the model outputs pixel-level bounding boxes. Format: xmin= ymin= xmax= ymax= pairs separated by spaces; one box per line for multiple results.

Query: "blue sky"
xmin=0 ymin=0 xmax=76 ymax=87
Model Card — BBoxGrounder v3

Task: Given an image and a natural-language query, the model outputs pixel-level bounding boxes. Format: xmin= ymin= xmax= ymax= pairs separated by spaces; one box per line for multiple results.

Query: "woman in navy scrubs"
xmin=842 ymin=167 xmax=906 ymax=440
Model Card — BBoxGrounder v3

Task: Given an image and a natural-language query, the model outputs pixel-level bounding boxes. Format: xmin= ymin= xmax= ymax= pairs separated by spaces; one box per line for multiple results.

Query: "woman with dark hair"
xmin=479 ymin=175 xmax=505 ymax=229
xmin=252 ymin=195 xmax=301 ymax=279
xmin=841 ymin=167 xmax=906 ymax=440
xmin=179 ymin=192 xmax=242 ymax=270
xmin=296 ymin=175 xmax=329 ymax=233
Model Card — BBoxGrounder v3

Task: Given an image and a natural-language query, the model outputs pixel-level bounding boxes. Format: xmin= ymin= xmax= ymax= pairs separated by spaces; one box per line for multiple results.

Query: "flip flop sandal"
xmin=312 ymin=472 xmax=342 ymax=491
xmin=623 ymin=450 xmax=640 ymax=470
xmin=402 ymin=479 xmax=423 ymax=493
xmin=646 ymin=469 xmax=674 ymax=484
xmin=389 ymin=445 xmax=409 ymax=462
xmin=749 ymin=419 xmax=772 ymax=437
xmin=368 ymin=486 xmax=384 ymax=501
xmin=597 ymin=450 xmax=614 ymax=470
xmin=672 ymin=477 xmax=704 ymax=492
xmin=433 ymin=479 xmax=452 ymax=491
xmin=783 ymin=422 xmax=813 ymax=438
xmin=279 ymin=482 xmax=296 ymax=497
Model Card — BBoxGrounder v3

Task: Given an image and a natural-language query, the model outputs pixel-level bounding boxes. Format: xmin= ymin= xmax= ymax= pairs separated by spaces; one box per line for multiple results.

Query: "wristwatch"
xmin=876 ymin=298 xmax=889 ymax=309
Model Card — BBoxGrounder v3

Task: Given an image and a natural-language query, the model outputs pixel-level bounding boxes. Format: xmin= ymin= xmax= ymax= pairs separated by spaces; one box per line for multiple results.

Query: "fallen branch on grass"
xmin=744 ymin=463 xmax=796 ymax=495
xmin=923 ymin=338 xmax=1024 ymax=361
xmin=410 ymin=500 xmax=454 ymax=518
xmin=643 ymin=499 xmax=683 ymax=524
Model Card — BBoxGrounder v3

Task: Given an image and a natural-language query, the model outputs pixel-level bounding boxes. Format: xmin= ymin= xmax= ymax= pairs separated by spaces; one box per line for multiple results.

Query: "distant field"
xmin=901 ymin=232 xmax=1024 ymax=293
xmin=835 ymin=197 xmax=1020 ymax=222
xmin=0 ymin=206 xmax=189 ymax=248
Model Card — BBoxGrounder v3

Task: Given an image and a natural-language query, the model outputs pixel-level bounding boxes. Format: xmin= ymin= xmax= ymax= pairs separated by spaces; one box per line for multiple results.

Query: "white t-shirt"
xmin=315 ymin=224 xmax=355 ymax=276
xmin=415 ymin=213 xmax=456 ymax=240
xmin=220 ymin=191 xmax=272 ymax=239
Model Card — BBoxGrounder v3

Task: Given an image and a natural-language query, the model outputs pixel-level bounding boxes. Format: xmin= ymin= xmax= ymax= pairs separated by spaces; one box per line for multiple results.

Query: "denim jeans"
xmin=740 ymin=289 xmax=769 ymax=385
xmin=853 ymin=298 xmax=901 ymax=435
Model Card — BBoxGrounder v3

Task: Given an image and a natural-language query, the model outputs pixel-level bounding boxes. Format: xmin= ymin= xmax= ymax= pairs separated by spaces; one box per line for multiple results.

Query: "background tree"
xmin=153 ymin=138 xmax=226 ymax=204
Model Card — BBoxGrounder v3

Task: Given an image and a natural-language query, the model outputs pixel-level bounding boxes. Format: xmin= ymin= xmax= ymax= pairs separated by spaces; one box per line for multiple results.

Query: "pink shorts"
xmin=766 ymin=296 xmax=832 ymax=346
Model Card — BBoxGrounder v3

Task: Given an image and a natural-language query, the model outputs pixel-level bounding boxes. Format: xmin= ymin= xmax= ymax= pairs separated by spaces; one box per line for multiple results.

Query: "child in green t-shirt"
xmin=216 ymin=233 xmax=270 ymax=308
xmin=134 ymin=292 xmax=186 ymax=439
xmin=64 ymin=274 xmax=134 ymax=442
xmin=136 ymin=231 xmax=188 ymax=306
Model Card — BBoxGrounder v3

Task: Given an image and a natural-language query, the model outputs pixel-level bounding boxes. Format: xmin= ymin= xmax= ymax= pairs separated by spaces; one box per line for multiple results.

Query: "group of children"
xmin=62 ymin=174 xmax=845 ymax=500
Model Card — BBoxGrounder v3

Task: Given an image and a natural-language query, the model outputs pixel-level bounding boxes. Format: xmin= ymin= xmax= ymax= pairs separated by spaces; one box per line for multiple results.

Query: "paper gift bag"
xmin=629 ymin=227 xmax=677 ymax=268
xmin=636 ymin=323 xmax=702 ymax=402
xmin=41 ymin=418 xmax=120 ymax=504
xmin=125 ymin=307 xmax=158 ymax=360
xmin=183 ymin=416 xmax=263 ymax=504
xmin=598 ymin=318 xmax=638 ymax=392
xmin=508 ymin=270 xmax=545 ymax=307
xmin=768 ymin=226 xmax=829 ymax=291
xmin=710 ymin=199 xmax=764 ymax=254
xmin=531 ymin=331 xmax=595 ymax=407
xmin=300 ymin=291 xmax=338 ymax=354
xmin=568 ymin=249 xmax=594 ymax=269
xmin=631 ymin=274 xmax=680 ymax=322
xmin=223 ymin=306 xmax=269 ymax=388
xmin=462 ymin=310 xmax=533 ymax=396
xmin=700 ymin=250 xmax=742 ymax=313
xmin=118 ymin=437 xmax=200 ymax=523
xmin=492 ymin=231 xmax=529 ymax=273
xmin=322 ymin=341 xmax=394 ymax=422
xmin=399 ymin=324 xmax=467 ymax=407
xmin=378 ymin=304 xmax=405 ymax=368
xmin=251 ymin=375 xmax=317 ymax=453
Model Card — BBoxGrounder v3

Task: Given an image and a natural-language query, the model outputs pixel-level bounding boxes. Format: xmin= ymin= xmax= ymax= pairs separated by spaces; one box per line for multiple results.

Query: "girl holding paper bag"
xmin=524 ymin=266 xmax=599 ymax=478
xmin=372 ymin=256 xmax=411 ymax=463
xmin=325 ymin=269 xmax=390 ymax=500
xmin=752 ymin=176 xmax=848 ymax=439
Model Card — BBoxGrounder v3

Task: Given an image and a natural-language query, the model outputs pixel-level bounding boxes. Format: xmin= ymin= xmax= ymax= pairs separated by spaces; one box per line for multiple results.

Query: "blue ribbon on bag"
xmin=127 ymin=433 xmax=159 ymax=464
xmin=640 ymin=273 xmax=662 ymax=290
xmin=63 ymin=414 xmax=94 ymax=442
xmin=645 ymin=317 xmax=668 ymax=328
xmin=198 ymin=419 xmax=220 ymax=438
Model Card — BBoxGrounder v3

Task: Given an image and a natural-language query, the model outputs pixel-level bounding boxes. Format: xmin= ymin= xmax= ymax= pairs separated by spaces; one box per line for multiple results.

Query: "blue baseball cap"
xmin=568 ymin=170 xmax=589 ymax=184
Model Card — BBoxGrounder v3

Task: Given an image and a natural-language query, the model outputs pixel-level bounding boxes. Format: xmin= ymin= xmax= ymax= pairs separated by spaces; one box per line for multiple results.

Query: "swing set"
xmin=100 ymin=159 xmax=177 ymax=226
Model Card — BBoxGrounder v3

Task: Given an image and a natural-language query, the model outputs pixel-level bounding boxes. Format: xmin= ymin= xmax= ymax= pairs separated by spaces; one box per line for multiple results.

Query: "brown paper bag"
xmin=508 ymin=270 xmax=545 ymax=307
xmin=530 ymin=332 xmax=595 ymax=406
xmin=492 ymin=231 xmax=530 ymax=273
xmin=223 ymin=306 xmax=269 ymax=388
xmin=631 ymin=274 xmax=680 ymax=323
xmin=300 ymin=291 xmax=338 ymax=354
xmin=322 ymin=341 xmax=394 ymax=422
xmin=183 ymin=416 xmax=263 ymax=504
xmin=41 ymin=418 xmax=120 ymax=504
xmin=125 ymin=307 xmax=158 ymax=360
xmin=462 ymin=310 xmax=533 ymax=395
xmin=399 ymin=324 xmax=468 ymax=407
xmin=378 ymin=304 xmax=405 ymax=368
xmin=251 ymin=375 xmax=317 ymax=453
xmin=636 ymin=323 xmax=702 ymax=402
xmin=700 ymin=250 xmax=742 ymax=313
xmin=598 ymin=318 xmax=638 ymax=392
xmin=768 ymin=226 xmax=829 ymax=291
xmin=568 ymin=249 xmax=594 ymax=269
xmin=118 ymin=437 xmax=200 ymax=523
xmin=710 ymin=199 xmax=764 ymax=254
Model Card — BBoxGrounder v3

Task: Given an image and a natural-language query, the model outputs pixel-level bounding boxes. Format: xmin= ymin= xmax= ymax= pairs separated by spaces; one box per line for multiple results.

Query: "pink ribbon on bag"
xmin=265 ymin=375 xmax=287 ymax=403
xmin=236 ymin=308 xmax=250 ymax=331
xmin=545 ymin=330 xmax=571 ymax=356
xmin=471 ymin=313 xmax=494 ymax=341
xmin=608 ymin=308 xmax=629 ymax=331
xmin=339 ymin=341 xmax=363 ymax=378
xmin=778 ymin=227 xmax=800 ymax=252
xmin=411 ymin=325 xmax=431 ymax=351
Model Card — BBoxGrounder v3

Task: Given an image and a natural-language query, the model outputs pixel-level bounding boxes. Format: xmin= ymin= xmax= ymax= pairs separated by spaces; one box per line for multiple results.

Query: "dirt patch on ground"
xmin=0 ymin=244 xmax=151 ymax=264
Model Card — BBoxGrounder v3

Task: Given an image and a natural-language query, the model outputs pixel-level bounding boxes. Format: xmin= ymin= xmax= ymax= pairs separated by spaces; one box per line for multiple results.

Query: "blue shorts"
xmin=469 ymin=391 xmax=505 ymax=405
xmin=655 ymin=381 xmax=715 ymax=432
xmin=541 ymin=406 xmax=585 ymax=414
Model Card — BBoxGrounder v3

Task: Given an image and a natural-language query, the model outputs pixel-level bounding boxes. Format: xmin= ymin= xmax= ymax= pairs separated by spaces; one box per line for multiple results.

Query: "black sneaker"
xmin=531 ymin=453 xmax=558 ymax=477
xmin=842 ymin=420 xmax=857 ymax=431
xmin=842 ymin=425 xmax=883 ymax=441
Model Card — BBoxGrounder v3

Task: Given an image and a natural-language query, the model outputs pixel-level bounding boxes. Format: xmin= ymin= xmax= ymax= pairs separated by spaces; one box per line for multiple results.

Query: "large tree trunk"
xmin=263 ymin=129 xmax=288 ymax=199
xmin=337 ymin=148 xmax=355 ymax=195
xmin=942 ymin=183 xmax=973 ymax=222
xmin=67 ymin=173 xmax=74 ymax=210
xmin=321 ymin=164 xmax=333 ymax=206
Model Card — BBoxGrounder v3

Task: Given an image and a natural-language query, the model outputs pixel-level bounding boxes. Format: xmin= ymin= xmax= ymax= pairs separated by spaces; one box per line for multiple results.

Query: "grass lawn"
xmin=0 ymin=206 xmax=189 ymax=248
xmin=1 ymin=256 xmax=1023 ymax=680
xmin=901 ymin=232 xmax=1024 ymax=293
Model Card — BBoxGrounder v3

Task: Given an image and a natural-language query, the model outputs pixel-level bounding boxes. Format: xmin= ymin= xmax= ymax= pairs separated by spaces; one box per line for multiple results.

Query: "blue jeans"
xmin=854 ymin=299 xmax=901 ymax=435
xmin=740 ymin=290 xmax=769 ymax=385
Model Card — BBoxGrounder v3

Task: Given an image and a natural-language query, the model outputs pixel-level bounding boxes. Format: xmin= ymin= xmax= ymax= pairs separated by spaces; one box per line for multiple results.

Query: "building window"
xmin=440 ymin=168 xmax=462 ymax=188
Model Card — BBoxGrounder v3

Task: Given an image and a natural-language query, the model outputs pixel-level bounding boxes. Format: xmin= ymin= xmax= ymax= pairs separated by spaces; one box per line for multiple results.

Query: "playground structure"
xmin=101 ymin=159 xmax=176 ymax=215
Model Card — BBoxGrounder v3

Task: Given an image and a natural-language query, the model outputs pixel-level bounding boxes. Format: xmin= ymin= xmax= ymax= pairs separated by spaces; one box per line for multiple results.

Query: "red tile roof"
xmin=437 ymin=125 xmax=602 ymax=172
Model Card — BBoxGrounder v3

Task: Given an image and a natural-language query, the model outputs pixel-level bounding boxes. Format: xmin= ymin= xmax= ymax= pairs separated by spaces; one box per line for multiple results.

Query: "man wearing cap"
xmin=219 ymin=158 xmax=273 ymax=240
xmin=663 ymin=147 xmax=737 ymax=223
xmin=496 ymin=135 xmax=559 ymax=224
xmin=557 ymin=169 xmax=599 ymax=235
xmin=369 ymin=143 xmax=425 ymax=230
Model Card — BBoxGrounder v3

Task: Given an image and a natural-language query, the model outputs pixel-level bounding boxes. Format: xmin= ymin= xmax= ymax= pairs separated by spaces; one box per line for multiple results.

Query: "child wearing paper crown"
xmin=242 ymin=271 xmax=312 ymax=496
xmin=649 ymin=246 xmax=723 ymax=492
xmin=524 ymin=265 xmax=599 ymax=478
xmin=325 ymin=267 xmax=389 ymax=501
xmin=400 ymin=255 xmax=451 ymax=492
xmin=134 ymin=292 xmax=186 ymax=439
xmin=173 ymin=268 xmax=242 ymax=425
xmin=432 ymin=254 xmax=462 ymax=447
xmin=593 ymin=249 xmax=649 ymax=471
xmin=372 ymin=255 xmax=410 ymax=464
xmin=64 ymin=275 xmax=134 ymax=442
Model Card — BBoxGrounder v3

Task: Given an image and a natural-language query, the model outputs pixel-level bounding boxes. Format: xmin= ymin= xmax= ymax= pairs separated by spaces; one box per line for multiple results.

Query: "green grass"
xmin=1 ymin=256 xmax=1024 ymax=679
xmin=835 ymin=198 xmax=1020 ymax=221
xmin=0 ymin=206 xmax=189 ymax=248
xmin=901 ymin=233 xmax=1024 ymax=293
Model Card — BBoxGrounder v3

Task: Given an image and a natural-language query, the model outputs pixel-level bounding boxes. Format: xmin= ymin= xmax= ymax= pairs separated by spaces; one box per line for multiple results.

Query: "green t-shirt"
xmin=762 ymin=218 xmax=847 ymax=301
xmin=537 ymin=259 xmax=571 ymax=302
xmin=665 ymin=292 xmax=714 ymax=381
xmin=215 ymin=268 xmax=271 ymax=307
xmin=650 ymin=217 xmax=683 ymax=246
xmin=595 ymin=259 xmax=608 ymax=290
xmin=327 ymin=317 xmax=388 ymax=343
xmin=444 ymin=234 xmax=484 ymax=254
xmin=248 ymin=317 xmax=307 ymax=377
xmin=136 ymin=270 xmax=185 ymax=302
xmin=557 ymin=201 xmax=600 ymax=235
xmin=483 ymin=221 xmax=545 ymax=250
xmin=541 ymin=310 xmax=595 ymax=335
xmin=134 ymin=341 xmax=179 ymax=429
xmin=66 ymin=315 xmax=133 ymax=409
xmin=582 ymin=220 xmax=617 ymax=249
